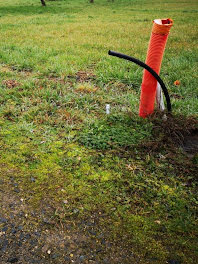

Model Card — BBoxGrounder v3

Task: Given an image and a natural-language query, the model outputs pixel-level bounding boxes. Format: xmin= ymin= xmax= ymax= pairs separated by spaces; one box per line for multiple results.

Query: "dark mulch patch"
xmin=128 ymin=113 xmax=198 ymax=155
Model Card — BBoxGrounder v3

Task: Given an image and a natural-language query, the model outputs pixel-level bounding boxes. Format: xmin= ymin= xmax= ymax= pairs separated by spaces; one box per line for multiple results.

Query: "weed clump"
xmin=79 ymin=114 xmax=152 ymax=150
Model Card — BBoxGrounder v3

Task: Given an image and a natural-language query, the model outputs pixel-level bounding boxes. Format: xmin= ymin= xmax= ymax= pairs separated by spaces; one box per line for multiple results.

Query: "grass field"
xmin=0 ymin=0 xmax=198 ymax=263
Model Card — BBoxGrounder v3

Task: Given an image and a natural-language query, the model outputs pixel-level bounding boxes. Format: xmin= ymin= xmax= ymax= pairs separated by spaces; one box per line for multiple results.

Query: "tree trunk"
xmin=90 ymin=0 xmax=94 ymax=3
xmin=41 ymin=0 xmax=46 ymax=6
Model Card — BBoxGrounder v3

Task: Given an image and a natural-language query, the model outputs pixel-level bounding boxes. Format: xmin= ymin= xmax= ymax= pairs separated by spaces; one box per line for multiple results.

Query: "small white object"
xmin=162 ymin=114 xmax=167 ymax=121
xmin=156 ymin=82 xmax=165 ymax=111
xmin=47 ymin=249 xmax=51 ymax=255
xmin=106 ymin=104 xmax=110 ymax=114
xmin=156 ymin=83 xmax=167 ymax=120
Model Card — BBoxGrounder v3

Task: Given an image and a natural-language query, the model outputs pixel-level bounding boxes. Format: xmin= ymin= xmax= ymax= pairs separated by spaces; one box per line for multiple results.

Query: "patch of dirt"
xmin=181 ymin=130 xmax=198 ymax=157
xmin=0 ymin=64 xmax=33 ymax=77
xmin=138 ymin=113 xmax=198 ymax=155
xmin=69 ymin=71 xmax=96 ymax=83
xmin=47 ymin=76 xmax=66 ymax=85
xmin=151 ymin=114 xmax=198 ymax=159
xmin=170 ymin=93 xmax=184 ymax=100
xmin=2 ymin=80 xmax=20 ymax=89
xmin=110 ymin=113 xmax=198 ymax=155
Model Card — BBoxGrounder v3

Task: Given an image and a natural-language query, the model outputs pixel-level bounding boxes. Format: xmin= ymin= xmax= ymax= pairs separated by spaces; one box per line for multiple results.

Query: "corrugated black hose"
xmin=108 ymin=50 xmax=171 ymax=112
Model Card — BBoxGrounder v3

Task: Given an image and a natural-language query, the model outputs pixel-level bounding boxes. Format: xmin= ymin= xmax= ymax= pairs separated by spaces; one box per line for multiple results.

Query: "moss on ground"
xmin=0 ymin=0 xmax=198 ymax=263
xmin=0 ymin=112 xmax=198 ymax=263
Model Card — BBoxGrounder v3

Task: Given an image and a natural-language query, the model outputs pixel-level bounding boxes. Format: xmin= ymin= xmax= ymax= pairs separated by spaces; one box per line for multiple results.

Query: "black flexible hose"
xmin=108 ymin=50 xmax=171 ymax=112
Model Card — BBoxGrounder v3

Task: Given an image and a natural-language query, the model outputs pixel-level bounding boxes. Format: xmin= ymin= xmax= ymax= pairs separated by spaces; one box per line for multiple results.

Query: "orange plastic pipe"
xmin=139 ymin=18 xmax=173 ymax=118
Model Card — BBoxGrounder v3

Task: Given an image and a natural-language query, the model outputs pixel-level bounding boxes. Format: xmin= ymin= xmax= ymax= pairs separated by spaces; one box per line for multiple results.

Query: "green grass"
xmin=0 ymin=0 xmax=198 ymax=263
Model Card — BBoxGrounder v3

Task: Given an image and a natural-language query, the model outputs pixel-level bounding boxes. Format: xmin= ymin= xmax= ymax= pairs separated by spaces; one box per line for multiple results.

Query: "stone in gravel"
xmin=17 ymin=241 xmax=23 ymax=247
xmin=106 ymin=242 xmax=112 ymax=248
xmin=1 ymin=240 xmax=8 ymax=252
xmin=96 ymin=248 xmax=102 ymax=253
xmin=0 ymin=217 xmax=7 ymax=223
xmin=18 ymin=212 xmax=24 ymax=217
xmin=168 ymin=260 xmax=181 ymax=264
xmin=30 ymin=239 xmax=37 ymax=246
xmin=64 ymin=256 xmax=70 ymax=261
xmin=18 ymin=225 xmax=23 ymax=231
xmin=24 ymin=233 xmax=31 ymax=240
xmin=97 ymin=233 xmax=104 ymax=239
xmin=2 ymin=240 xmax=8 ymax=247
xmin=149 ymin=257 xmax=158 ymax=262
xmin=29 ymin=259 xmax=37 ymax=264
xmin=11 ymin=228 xmax=18 ymax=234
xmin=7 ymin=257 xmax=19 ymax=263
xmin=73 ymin=208 xmax=79 ymax=215
xmin=19 ymin=232 xmax=25 ymax=240
xmin=101 ymin=238 xmax=106 ymax=245
xmin=42 ymin=244 xmax=49 ymax=253
xmin=43 ymin=218 xmax=53 ymax=225
xmin=86 ymin=221 xmax=94 ymax=227
xmin=14 ymin=187 xmax=20 ymax=193
xmin=2 ymin=226 xmax=8 ymax=232
xmin=52 ymin=253 xmax=60 ymax=259
xmin=88 ymin=230 xmax=96 ymax=236
xmin=34 ymin=231 xmax=41 ymax=237
xmin=31 ymin=177 xmax=36 ymax=182
xmin=79 ymin=255 xmax=85 ymax=261
xmin=10 ymin=214 xmax=14 ymax=219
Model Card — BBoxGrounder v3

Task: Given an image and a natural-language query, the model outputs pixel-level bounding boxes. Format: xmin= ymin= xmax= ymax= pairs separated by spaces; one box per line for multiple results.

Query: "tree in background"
xmin=41 ymin=0 xmax=114 ymax=6
xmin=90 ymin=0 xmax=114 ymax=3
xmin=41 ymin=0 xmax=46 ymax=6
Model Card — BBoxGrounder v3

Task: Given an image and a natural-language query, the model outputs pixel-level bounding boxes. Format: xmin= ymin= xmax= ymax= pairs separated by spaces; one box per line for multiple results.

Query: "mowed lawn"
xmin=0 ymin=0 xmax=198 ymax=263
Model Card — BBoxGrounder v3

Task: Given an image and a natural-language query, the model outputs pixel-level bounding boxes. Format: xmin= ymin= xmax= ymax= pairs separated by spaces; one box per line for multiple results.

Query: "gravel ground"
xmin=0 ymin=177 xmax=140 ymax=264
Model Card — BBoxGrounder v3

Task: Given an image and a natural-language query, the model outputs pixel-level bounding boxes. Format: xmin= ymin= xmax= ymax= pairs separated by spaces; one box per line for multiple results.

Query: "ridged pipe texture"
xmin=139 ymin=18 xmax=173 ymax=117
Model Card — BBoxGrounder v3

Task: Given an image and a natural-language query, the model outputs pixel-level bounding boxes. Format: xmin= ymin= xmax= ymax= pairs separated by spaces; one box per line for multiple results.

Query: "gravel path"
xmin=0 ymin=177 xmax=139 ymax=264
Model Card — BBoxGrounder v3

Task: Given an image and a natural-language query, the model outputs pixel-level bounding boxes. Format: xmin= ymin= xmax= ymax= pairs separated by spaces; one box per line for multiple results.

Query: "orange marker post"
xmin=139 ymin=18 xmax=173 ymax=118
